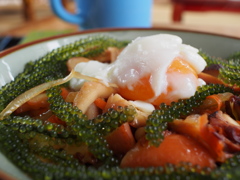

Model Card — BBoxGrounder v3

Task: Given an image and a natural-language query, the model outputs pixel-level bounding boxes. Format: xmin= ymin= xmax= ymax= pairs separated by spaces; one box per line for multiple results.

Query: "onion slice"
xmin=0 ymin=70 xmax=116 ymax=120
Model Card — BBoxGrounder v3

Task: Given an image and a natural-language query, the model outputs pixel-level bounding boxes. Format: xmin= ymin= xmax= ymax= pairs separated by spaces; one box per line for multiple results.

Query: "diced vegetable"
xmin=94 ymin=98 xmax=107 ymax=110
xmin=120 ymin=133 xmax=215 ymax=169
xmin=106 ymin=123 xmax=135 ymax=155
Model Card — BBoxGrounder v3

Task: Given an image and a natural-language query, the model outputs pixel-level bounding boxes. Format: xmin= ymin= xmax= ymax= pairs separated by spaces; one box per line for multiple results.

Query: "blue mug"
xmin=50 ymin=0 xmax=153 ymax=30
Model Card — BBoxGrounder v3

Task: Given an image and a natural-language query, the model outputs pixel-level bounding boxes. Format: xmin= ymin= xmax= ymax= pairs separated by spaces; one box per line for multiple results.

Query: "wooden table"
xmin=1 ymin=1 xmax=240 ymax=39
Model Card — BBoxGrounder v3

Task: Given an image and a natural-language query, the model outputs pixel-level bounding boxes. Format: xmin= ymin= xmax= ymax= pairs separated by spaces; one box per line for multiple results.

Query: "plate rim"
xmin=1 ymin=27 xmax=240 ymax=58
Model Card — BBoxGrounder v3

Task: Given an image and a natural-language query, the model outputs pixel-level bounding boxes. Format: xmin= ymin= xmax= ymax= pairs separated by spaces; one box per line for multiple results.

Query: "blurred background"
xmin=0 ymin=0 xmax=240 ymax=38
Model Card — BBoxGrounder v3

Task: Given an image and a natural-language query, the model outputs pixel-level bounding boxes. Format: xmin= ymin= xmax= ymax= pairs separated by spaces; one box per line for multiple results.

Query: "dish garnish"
xmin=0 ymin=34 xmax=240 ymax=179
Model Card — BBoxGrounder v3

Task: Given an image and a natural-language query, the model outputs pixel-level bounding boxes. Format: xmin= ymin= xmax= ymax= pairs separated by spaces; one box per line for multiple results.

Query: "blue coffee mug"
xmin=50 ymin=0 xmax=153 ymax=30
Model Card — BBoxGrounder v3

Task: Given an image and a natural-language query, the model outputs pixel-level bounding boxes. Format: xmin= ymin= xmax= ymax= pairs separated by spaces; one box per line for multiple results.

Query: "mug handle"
xmin=49 ymin=0 xmax=84 ymax=24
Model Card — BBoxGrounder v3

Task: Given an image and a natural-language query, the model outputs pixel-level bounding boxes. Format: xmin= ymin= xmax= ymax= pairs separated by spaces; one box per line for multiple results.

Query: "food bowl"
xmin=0 ymin=28 xmax=240 ymax=180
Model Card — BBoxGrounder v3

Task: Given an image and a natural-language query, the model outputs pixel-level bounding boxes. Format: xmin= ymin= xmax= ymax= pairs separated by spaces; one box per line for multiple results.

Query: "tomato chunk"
xmin=106 ymin=123 xmax=135 ymax=155
xmin=120 ymin=134 xmax=216 ymax=169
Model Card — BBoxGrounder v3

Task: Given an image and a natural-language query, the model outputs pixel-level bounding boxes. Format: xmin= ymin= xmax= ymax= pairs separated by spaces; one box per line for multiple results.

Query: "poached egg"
xmin=70 ymin=34 xmax=206 ymax=105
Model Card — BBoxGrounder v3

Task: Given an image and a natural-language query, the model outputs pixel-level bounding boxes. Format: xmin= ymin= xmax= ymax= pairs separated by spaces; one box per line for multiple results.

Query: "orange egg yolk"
xmin=117 ymin=57 xmax=198 ymax=105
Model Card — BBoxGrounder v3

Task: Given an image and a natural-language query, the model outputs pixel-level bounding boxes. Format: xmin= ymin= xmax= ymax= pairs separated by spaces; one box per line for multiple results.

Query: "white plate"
xmin=0 ymin=27 xmax=240 ymax=180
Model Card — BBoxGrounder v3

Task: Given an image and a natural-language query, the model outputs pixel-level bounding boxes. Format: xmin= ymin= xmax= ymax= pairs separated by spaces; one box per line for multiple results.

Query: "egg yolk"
xmin=117 ymin=57 xmax=198 ymax=105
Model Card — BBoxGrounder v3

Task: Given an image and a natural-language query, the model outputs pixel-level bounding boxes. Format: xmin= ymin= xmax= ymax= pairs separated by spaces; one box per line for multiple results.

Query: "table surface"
xmin=0 ymin=2 xmax=240 ymax=39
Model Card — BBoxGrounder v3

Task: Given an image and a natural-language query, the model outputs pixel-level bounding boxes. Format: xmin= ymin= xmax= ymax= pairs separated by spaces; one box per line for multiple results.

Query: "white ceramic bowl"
xmin=0 ymin=28 xmax=240 ymax=180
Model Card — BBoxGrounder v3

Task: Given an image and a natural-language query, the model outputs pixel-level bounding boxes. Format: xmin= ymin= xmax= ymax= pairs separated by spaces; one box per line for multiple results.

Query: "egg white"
xmin=70 ymin=34 xmax=207 ymax=103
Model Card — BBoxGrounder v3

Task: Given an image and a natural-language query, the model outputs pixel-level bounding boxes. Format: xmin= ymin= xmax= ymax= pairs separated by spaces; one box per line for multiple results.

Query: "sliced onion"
xmin=0 ymin=70 xmax=116 ymax=120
